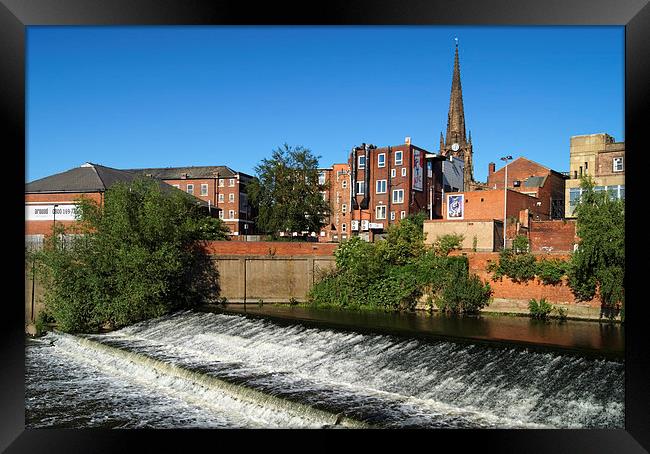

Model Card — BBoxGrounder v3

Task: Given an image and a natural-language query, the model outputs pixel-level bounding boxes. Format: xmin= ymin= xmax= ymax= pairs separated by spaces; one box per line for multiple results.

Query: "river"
xmin=25 ymin=308 xmax=624 ymax=429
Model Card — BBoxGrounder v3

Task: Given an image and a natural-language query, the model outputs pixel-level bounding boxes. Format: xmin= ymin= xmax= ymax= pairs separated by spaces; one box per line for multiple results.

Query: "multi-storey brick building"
xmin=564 ymin=133 xmax=625 ymax=217
xmin=347 ymin=138 xmax=436 ymax=241
xmin=318 ymin=163 xmax=352 ymax=242
xmin=25 ymin=162 xmax=211 ymax=246
xmin=486 ymin=157 xmax=568 ymax=219
xmin=126 ymin=165 xmax=256 ymax=236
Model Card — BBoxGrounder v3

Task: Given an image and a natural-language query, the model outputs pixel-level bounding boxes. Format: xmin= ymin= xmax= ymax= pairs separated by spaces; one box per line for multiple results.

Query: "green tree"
xmin=568 ymin=176 xmax=624 ymax=319
xmin=34 ymin=177 xmax=229 ymax=333
xmin=247 ymin=144 xmax=330 ymax=237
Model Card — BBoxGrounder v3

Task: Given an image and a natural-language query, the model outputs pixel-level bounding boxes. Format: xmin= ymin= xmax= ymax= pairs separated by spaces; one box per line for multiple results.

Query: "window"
xmin=395 ymin=151 xmax=403 ymax=165
xmin=392 ymin=189 xmax=404 ymax=204
xmin=318 ymin=172 xmax=326 ymax=185
xmin=342 ymin=179 xmax=348 ymax=189
xmin=229 ymin=178 xmax=235 ymax=187
xmin=200 ymin=184 xmax=208 ymax=196
xmin=400 ymin=211 xmax=406 ymax=219
xmin=342 ymin=223 xmax=347 ymax=232
xmin=218 ymin=210 xmax=224 ymax=219
xmin=356 ymin=181 xmax=366 ymax=195
xmin=219 ymin=179 xmax=225 ymax=187
xmin=391 ymin=169 xmax=396 ymax=178
xmin=229 ymin=193 xmax=235 ymax=203
xmin=401 ymin=167 xmax=407 ymax=177
xmin=613 ymin=157 xmax=624 ymax=172
xmin=376 ymin=206 xmax=387 ymax=219
xmin=186 ymin=184 xmax=194 ymax=195
xmin=376 ymin=179 xmax=387 ymax=194
xmin=342 ymin=204 xmax=347 ymax=214
xmin=218 ymin=193 xmax=224 ymax=203
xmin=378 ymin=153 xmax=386 ymax=168
xmin=358 ymin=155 xmax=366 ymax=169
xmin=390 ymin=211 xmax=395 ymax=220
xmin=228 ymin=210 xmax=235 ymax=219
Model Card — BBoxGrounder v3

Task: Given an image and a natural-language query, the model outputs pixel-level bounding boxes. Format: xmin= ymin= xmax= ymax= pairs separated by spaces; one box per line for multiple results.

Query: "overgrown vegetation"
xmin=308 ymin=212 xmax=491 ymax=314
xmin=568 ymin=176 xmax=624 ymax=320
xmin=33 ymin=178 xmax=229 ymax=333
xmin=528 ymin=298 xmax=567 ymax=321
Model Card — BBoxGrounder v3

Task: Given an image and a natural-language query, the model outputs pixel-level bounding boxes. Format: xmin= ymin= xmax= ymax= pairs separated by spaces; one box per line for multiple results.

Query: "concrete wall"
xmin=423 ymin=219 xmax=501 ymax=252
xmin=213 ymin=255 xmax=336 ymax=302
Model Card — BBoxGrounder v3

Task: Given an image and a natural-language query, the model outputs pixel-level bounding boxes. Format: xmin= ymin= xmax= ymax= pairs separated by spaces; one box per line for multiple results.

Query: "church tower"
xmin=440 ymin=40 xmax=476 ymax=191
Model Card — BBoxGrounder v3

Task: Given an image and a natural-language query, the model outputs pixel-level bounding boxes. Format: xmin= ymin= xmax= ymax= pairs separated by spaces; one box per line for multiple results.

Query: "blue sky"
xmin=26 ymin=26 xmax=624 ymax=183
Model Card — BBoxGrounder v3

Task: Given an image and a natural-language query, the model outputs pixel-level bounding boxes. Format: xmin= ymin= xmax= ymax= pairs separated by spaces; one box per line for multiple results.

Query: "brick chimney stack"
xmin=488 ymin=162 xmax=496 ymax=176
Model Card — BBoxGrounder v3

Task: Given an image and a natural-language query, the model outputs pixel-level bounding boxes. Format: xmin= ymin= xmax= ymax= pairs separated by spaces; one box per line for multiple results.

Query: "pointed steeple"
xmin=439 ymin=132 xmax=444 ymax=151
xmin=445 ymin=39 xmax=467 ymax=148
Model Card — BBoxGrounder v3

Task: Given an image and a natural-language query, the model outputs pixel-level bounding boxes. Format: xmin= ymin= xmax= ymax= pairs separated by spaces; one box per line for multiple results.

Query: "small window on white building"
xmin=401 ymin=167 xmax=407 ymax=177
xmin=229 ymin=193 xmax=235 ymax=203
xmin=200 ymin=184 xmax=208 ymax=196
xmin=186 ymin=184 xmax=194 ymax=195
xmin=378 ymin=153 xmax=386 ymax=168
xmin=376 ymin=180 xmax=387 ymax=194
xmin=376 ymin=206 xmax=387 ymax=220
xmin=391 ymin=169 xmax=396 ymax=178
xmin=358 ymin=155 xmax=366 ymax=169
xmin=395 ymin=150 xmax=403 ymax=165
xmin=392 ymin=189 xmax=404 ymax=204
xmin=613 ymin=157 xmax=624 ymax=172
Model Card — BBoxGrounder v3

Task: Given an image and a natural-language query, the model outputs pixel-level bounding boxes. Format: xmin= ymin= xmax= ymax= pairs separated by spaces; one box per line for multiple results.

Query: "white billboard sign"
xmin=25 ymin=204 xmax=79 ymax=221
xmin=368 ymin=222 xmax=384 ymax=229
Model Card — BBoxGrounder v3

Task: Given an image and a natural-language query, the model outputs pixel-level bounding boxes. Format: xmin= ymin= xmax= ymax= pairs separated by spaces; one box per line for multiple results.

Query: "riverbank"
xmin=200 ymin=303 xmax=624 ymax=360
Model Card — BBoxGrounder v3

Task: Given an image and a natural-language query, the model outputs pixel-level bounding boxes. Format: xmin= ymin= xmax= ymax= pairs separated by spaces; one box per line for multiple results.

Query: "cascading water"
xmin=26 ymin=310 xmax=624 ymax=429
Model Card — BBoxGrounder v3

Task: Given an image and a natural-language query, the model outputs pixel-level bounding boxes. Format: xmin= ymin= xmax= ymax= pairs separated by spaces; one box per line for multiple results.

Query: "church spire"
xmin=445 ymin=39 xmax=467 ymax=148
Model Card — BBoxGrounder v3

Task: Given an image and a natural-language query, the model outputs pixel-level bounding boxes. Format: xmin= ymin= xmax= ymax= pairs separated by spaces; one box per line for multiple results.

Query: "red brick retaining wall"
xmin=203 ymin=241 xmax=338 ymax=257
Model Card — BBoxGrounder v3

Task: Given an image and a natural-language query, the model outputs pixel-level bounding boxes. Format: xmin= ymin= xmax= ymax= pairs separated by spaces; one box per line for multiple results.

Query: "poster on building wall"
xmin=25 ymin=204 xmax=79 ymax=221
xmin=412 ymin=149 xmax=423 ymax=191
xmin=447 ymin=194 xmax=464 ymax=220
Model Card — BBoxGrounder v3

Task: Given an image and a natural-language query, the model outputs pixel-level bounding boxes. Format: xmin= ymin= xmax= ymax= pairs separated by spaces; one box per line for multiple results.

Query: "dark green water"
xmin=205 ymin=304 xmax=624 ymax=359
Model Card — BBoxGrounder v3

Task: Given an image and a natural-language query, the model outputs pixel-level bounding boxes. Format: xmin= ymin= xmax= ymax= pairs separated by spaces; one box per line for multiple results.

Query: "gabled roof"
xmin=26 ymin=163 xmax=209 ymax=207
xmin=26 ymin=163 xmax=143 ymax=193
xmin=124 ymin=165 xmax=249 ymax=180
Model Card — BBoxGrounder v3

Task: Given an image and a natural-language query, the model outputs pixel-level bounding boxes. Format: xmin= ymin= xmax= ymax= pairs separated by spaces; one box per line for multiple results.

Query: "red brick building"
xmin=25 ymin=162 xmax=210 ymax=245
xmin=126 ymin=166 xmax=256 ymax=236
xmin=318 ymin=163 xmax=352 ymax=242
xmin=348 ymin=139 xmax=436 ymax=241
xmin=486 ymin=157 xmax=568 ymax=219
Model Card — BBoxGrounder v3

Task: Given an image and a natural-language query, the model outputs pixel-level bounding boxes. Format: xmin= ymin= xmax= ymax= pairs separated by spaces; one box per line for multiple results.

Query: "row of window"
xmin=358 ymin=151 xmax=403 ymax=169
xmin=337 ymin=210 xmax=406 ymax=232
xmin=572 ymin=157 xmax=624 ymax=179
xmin=355 ymin=182 xmax=405 ymax=202
xmin=173 ymin=183 xmax=239 ymax=202
xmin=568 ymin=184 xmax=625 ymax=215
xmin=218 ymin=210 xmax=237 ymax=220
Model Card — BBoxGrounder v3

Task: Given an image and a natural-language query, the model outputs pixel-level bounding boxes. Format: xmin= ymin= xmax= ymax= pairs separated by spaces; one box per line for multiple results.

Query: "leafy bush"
xmin=512 ymin=235 xmax=529 ymax=254
xmin=489 ymin=249 xmax=537 ymax=283
xmin=535 ymin=258 xmax=568 ymax=285
xmin=34 ymin=178 xmax=229 ymax=333
xmin=436 ymin=272 xmax=492 ymax=315
xmin=528 ymin=298 xmax=554 ymax=319
xmin=434 ymin=233 xmax=464 ymax=256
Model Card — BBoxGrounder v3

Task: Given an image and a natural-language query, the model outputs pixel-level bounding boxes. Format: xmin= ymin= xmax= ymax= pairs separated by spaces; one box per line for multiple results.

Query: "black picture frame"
xmin=3 ymin=0 xmax=648 ymax=452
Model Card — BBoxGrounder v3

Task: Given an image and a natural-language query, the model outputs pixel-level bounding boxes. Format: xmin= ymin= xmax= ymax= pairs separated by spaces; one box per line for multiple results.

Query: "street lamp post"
xmin=500 ymin=156 xmax=513 ymax=250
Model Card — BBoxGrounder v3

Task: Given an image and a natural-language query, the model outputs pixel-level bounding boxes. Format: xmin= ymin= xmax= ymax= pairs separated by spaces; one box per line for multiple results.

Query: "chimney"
xmin=488 ymin=162 xmax=496 ymax=176
xmin=405 ymin=136 xmax=411 ymax=145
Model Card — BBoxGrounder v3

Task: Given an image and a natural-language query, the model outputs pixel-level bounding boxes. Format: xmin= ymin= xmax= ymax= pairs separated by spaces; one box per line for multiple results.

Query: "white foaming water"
xmin=26 ymin=310 xmax=624 ymax=428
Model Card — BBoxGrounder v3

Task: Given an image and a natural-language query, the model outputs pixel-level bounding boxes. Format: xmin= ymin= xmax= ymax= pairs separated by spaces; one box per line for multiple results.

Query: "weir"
xmin=26 ymin=310 xmax=624 ymax=429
